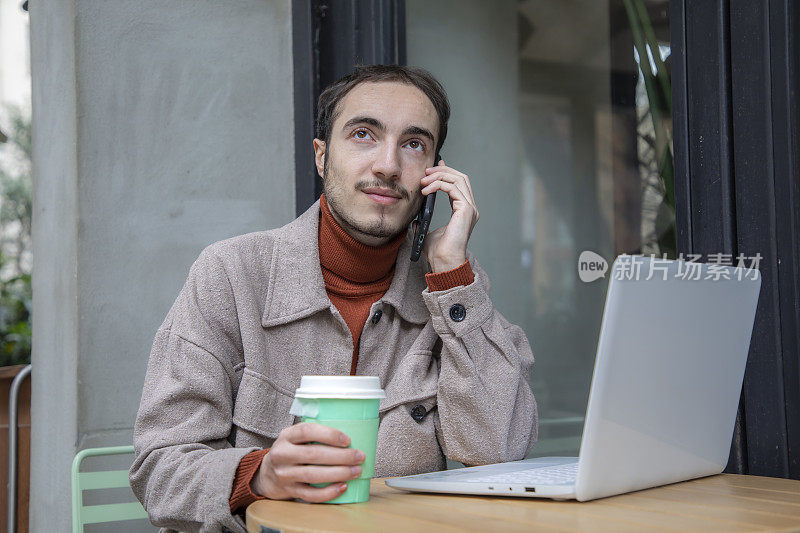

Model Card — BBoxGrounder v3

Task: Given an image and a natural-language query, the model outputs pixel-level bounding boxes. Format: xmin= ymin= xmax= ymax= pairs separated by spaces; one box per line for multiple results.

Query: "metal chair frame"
xmin=70 ymin=445 xmax=148 ymax=532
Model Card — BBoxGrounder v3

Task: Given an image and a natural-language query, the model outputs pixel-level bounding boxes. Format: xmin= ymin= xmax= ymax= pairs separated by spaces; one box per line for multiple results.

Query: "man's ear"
xmin=313 ymin=139 xmax=326 ymax=179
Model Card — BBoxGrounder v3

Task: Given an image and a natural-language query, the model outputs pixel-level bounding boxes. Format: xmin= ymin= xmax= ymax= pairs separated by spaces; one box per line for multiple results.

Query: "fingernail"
xmin=351 ymin=466 xmax=362 ymax=476
xmin=340 ymin=483 xmax=348 ymax=492
xmin=356 ymin=451 xmax=366 ymax=462
xmin=339 ymin=434 xmax=349 ymax=444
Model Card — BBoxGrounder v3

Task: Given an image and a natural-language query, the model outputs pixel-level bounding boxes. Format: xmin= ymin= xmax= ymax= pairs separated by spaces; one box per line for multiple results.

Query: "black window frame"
xmin=672 ymin=0 xmax=800 ymax=478
xmin=293 ymin=0 xmax=800 ymax=479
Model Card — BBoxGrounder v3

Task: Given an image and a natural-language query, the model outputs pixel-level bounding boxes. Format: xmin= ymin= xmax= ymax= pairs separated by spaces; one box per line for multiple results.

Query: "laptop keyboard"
xmin=461 ymin=462 xmax=578 ymax=485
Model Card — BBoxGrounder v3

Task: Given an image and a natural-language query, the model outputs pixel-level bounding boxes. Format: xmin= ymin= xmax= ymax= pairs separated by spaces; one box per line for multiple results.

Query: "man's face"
xmin=314 ymin=81 xmax=439 ymax=246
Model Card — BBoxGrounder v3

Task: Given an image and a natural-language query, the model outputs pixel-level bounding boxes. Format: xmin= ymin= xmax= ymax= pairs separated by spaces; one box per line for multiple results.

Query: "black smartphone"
xmin=410 ymin=151 xmax=440 ymax=262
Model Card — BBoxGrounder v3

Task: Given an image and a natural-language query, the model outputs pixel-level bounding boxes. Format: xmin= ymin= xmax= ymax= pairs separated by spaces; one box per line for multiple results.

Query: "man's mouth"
xmin=362 ymin=187 xmax=402 ymax=205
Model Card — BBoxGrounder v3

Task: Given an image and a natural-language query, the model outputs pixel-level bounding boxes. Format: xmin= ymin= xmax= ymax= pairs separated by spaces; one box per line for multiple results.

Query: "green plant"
xmin=0 ymin=106 xmax=32 ymax=365
xmin=0 ymin=251 xmax=31 ymax=366
xmin=624 ymin=0 xmax=676 ymax=258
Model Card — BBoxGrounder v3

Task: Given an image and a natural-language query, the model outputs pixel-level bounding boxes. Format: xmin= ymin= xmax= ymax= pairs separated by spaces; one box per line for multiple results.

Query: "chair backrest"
xmin=70 ymin=445 xmax=149 ymax=533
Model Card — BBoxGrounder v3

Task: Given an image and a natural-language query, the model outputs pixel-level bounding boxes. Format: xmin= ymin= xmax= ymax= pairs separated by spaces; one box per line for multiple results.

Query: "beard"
xmin=322 ymin=154 xmax=424 ymax=242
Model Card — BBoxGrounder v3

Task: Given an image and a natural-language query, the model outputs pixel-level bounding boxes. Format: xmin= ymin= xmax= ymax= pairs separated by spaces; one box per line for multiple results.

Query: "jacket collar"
xmin=261 ymin=198 xmax=430 ymax=327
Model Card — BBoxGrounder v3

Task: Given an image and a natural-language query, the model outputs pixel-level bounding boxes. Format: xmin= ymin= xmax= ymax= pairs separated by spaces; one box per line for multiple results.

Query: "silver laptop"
xmin=386 ymin=255 xmax=762 ymax=501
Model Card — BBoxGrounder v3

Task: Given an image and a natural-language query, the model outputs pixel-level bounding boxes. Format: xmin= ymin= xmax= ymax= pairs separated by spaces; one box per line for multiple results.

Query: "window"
xmin=406 ymin=0 xmax=672 ymax=459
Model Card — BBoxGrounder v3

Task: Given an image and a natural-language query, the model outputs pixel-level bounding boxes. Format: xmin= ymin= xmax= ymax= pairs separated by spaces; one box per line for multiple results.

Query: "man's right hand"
xmin=251 ymin=422 xmax=366 ymax=502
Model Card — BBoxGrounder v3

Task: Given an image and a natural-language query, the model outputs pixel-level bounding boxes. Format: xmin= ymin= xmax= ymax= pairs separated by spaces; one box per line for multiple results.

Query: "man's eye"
xmin=354 ymin=130 xmax=372 ymax=140
xmin=407 ymin=140 xmax=424 ymax=151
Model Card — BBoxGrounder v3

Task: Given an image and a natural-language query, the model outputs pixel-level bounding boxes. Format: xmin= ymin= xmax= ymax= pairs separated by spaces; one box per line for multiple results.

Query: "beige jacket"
xmin=130 ymin=199 xmax=537 ymax=532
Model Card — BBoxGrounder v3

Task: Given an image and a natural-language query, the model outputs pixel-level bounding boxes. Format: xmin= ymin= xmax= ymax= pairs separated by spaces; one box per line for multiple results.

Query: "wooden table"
xmin=247 ymin=474 xmax=800 ymax=532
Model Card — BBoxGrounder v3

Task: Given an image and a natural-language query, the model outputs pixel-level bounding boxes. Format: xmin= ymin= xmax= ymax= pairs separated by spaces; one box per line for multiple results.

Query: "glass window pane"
xmin=406 ymin=0 xmax=673 ymax=460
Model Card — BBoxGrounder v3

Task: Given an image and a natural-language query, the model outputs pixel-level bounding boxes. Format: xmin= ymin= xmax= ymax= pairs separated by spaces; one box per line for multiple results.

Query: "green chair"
xmin=71 ymin=445 xmax=149 ymax=532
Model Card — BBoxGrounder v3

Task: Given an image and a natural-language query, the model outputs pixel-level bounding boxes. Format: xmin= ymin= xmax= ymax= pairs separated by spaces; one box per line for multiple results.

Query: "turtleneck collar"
xmin=318 ymin=193 xmax=407 ymax=284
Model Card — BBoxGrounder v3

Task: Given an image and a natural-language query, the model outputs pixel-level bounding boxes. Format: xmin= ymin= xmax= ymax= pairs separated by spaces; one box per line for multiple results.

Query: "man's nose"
xmin=371 ymin=142 xmax=401 ymax=180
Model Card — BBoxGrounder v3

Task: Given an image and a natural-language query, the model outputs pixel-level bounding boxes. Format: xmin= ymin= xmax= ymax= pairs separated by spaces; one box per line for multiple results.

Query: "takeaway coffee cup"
xmin=289 ymin=375 xmax=385 ymax=504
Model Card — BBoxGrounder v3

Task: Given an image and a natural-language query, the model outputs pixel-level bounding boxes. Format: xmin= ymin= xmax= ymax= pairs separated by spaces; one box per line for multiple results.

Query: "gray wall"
xmin=29 ymin=1 xmax=295 ymax=529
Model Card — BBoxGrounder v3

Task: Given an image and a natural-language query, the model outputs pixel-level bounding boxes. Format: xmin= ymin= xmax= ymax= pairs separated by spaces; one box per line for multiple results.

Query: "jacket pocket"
xmin=232 ymin=368 xmax=296 ymax=439
xmin=374 ymin=350 xmax=444 ymax=476
xmin=379 ymin=350 xmax=438 ymax=415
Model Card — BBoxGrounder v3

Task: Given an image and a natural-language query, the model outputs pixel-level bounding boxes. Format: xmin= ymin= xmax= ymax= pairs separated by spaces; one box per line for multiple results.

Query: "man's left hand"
xmin=418 ymin=159 xmax=480 ymax=273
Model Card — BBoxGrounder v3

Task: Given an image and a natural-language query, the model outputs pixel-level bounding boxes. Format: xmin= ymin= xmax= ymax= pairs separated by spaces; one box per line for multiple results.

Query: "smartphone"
xmin=410 ymin=151 xmax=440 ymax=262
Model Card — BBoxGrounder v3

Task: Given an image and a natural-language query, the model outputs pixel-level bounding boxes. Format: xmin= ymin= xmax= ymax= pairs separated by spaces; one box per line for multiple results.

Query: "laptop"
xmin=386 ymin=255 xmax=762 ymax=501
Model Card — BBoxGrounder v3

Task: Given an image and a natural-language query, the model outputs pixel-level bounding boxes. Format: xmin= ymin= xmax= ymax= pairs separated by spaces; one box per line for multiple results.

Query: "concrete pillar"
xmin=28 ymin=1 xmax=294 ymax=529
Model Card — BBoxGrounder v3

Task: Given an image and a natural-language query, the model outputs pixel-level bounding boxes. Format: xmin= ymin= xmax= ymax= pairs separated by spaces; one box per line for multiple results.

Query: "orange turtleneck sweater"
xmin=229 ymin=193 xmax=474 ymax=511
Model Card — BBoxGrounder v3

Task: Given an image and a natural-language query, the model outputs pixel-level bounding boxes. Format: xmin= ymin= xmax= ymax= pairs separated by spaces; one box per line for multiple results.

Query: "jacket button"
xmin=371 ymin=309 xmax=382 ymax=324
xmin=410 ymin=404 xmax=427 ymax=422
xmin=449 ymin=303 xmax=466 ymax=322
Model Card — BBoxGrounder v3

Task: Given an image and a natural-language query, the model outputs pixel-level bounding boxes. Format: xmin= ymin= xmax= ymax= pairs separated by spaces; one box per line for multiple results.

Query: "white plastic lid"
xmin=293 ymin=375 xmax=386 ymax=399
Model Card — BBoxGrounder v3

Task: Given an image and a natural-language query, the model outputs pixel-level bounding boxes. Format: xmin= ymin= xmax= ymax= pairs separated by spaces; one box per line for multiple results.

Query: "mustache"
xmin=355 ymin=181 xmax=413 ymax=201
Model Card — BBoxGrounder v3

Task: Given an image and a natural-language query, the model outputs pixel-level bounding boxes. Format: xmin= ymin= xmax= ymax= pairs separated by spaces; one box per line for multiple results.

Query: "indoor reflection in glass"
xmin=406 ymin=0 xmax=672 ymax=460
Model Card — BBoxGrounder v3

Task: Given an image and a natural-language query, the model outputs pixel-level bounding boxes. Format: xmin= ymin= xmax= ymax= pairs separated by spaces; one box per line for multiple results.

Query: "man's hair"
xmin=315 ymin=64 xmax=451 ymax=159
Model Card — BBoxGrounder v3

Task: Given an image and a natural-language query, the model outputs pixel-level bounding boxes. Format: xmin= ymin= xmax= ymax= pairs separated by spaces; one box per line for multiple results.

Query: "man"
xmin=130 ymin=65 xmax=537 ymax=533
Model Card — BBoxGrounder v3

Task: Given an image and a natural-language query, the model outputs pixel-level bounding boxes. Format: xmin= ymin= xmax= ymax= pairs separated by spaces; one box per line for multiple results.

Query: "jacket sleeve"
xmin=421 ymin=251 xmax=538 ymax=466
xmin=130 ymin=246 xmax=257 ymax=533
